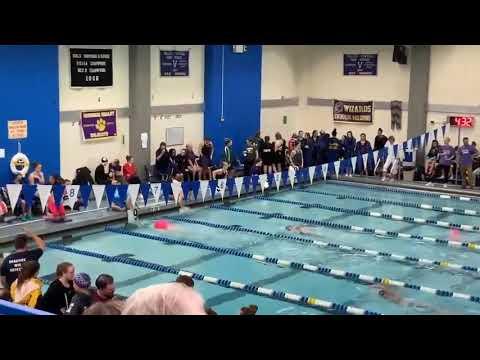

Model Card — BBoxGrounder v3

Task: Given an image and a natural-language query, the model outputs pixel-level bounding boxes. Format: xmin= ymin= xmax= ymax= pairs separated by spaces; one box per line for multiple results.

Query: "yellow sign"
xmin=8 ymin=120 xmax=28 ymax=139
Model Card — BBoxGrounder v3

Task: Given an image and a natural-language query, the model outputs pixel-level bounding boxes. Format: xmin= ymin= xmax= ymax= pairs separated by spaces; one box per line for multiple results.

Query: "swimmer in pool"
xmin=285 ymin=224 xmax=319 ymax=236
xmin=372 ymin=284 xmax=450 ymax=314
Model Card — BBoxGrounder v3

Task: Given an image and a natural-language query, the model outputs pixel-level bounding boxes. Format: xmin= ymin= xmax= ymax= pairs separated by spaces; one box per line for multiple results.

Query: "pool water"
xmin=38 ymin=181 xmax=480 ymax=315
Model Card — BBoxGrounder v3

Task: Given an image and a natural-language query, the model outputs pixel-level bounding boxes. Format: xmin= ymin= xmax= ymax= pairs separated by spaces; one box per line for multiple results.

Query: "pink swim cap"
xmin=154 ymin=219 xmax=171 ymax=230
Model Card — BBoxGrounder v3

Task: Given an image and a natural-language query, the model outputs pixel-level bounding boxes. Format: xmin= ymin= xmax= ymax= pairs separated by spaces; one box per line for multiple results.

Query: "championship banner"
xmin=343 ymin=54 xmax=378 ymax=76
xmin=333 ymin=100 xmax=373 ymax=123
xmin=81 ymin=110 xmax=117 ymax=140
xmin=160 ymin=50 xmax=189 ymax=76
xmin=70 ymin=48 xmax=113 ymax=87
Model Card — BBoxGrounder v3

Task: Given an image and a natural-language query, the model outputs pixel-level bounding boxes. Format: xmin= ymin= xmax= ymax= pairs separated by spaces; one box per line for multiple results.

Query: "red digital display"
xmin=448 ymin=116 xmax=475 ymax=128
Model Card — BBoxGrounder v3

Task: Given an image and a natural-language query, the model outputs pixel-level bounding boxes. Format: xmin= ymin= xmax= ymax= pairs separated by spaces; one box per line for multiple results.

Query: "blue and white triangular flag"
xmin=308 ymin=166 xmax=316 ymax=184
xmin=288 ymin=166 xmax=296 ymax=188
xmin=321 ymin=163 xmax=328 ymax=180
xmin=234 ymin=176 xmax=243 ymax=198
xmin=6 ymin=184 xmax=22 ymax=210
xmin=362 ymin=153 xmax=369 ymax=172
xmin=65 ymin=184 xmax=80 ymax=209
xmin=334 ymin=161 xmax=340 ymax=179
xmin=433 ymin=128 xmax=438 ymax=140
xmin=258 ymin=174 xmax=268 ymax=193
xmin=127 ymin=184 xmax=140 ymax=206
xmin=160 ymin=182 xmax=171 ymax=205
xmin=150 ymin=183 xmax=162 ymax=203
xmin=226 ymin=178 xmax=235 ymax=197
xmin=92 ymin=185 xmax=105 ymax=209
xmin=351 ymin=156 xmax=357 ymax=174
xmin=140 ymin=183 xmax=150 ymax=205
xmin=79 ymin=185 xmax=91 ymax=209
xmin=181 ymin=181 xmax=191 ymax=201
xmin=52 ymin=185 xmax=65 ymax=206
xmin=407 ymin=139 xmax=412 ymax=151
xmin=273 ymin=172 xmax=282 ymax=191
xmin=171 ymin=181 xmax=182 ymax=205
xmin=420 ymin=133 xmax=425 ymax=148
xmin=36 ymin=185 xmax=52 ymax=212
xmin=445 ymin=123 xmax=450 ymax=139
xmin=217 ymin=178 xmax=227 ymax=200
xmin=199 ymin=180 xmax=209 ymax=202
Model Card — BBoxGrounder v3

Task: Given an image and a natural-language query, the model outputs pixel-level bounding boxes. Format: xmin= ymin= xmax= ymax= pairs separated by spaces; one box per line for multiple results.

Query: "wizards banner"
xmin=81 ymin=110 xmax=117 ymax=140
xmin=333 ymin=99 xmax=373 ymax=123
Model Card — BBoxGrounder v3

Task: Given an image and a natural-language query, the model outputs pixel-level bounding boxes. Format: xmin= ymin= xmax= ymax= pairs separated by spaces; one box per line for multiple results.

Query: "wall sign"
xmin=81 ymin=110 xmax=117 ymax=140
xmin=343 ymin=54 xmax=378 ymax=76
xmin=160 ymin=50 xmax=189 ymax=76
xmin=448 ymin=115 xmax=475 ymax=128
xmin=8 ymin=120 xmax=28 ymax=139
xmin=333 ymin=100 xmax=373 ymax=123
xmin=70 ymin=48 xmax=113 ymax=87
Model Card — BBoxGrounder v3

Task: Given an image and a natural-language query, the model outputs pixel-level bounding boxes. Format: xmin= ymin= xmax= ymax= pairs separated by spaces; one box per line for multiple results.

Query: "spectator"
xmin=223 ymin=138 xmax=233 ymax=170
xmin=199 ymin=139 xmax=214 ymax=180
xmin=302 ymin=132 xmax=314 ymax=167
xmin=185 ymin=144 xmax=201 ymax=181
xmin=288 ymin=141 xmax=303 ymax=171
xmin=311 ymin=130 xmax=320 ymax=165
xmin=212 ymin=161 xmax=229 ymax=180
xmin=83 ymin=299 xmax=124 ymax=315
xmin=288 ymin=132 xmax=298 ymax=153
xmin=65 ymin=272 xmax=94 ymax=315
xmin=37 ymin=262 xmax=75 ymax=315
xmin=260 ymin=136 xmax=275 ymax=175
xmin=175 ymin=148 xmax=191 ymax=181
xmin=121 ymin=282 xmax=207 ymax=315
xmin=243 ymin=139 xmax=258 ymax=176
xmin=274 ymin=132 xmax=287 ymax=172
xmin=354 ymin=133 xmax=372 ymax=175
xmin=91 ymin=274 xmax=116 ymax=303
xmin=425 ymin=140 xmax=440 ymax=185
xmin=0 ymin=229 xmax=45 ymax=289
xmin=317 ymin=130 xmax=329 ymax=165
xmin=123 ymin=155 xmax=140 ymax=184
xmin=381 ymin=136 xmax=399 ymax=182
xmin=252 ymin=131 xmax=264 ymax=151
xmin=343 ymin=131 xmax=356 ymax=158
xmin=9 ymin=260 xmax=42 ymax=308
xmin=168 ymin=149 xmax=178 ymax=178
xmin=458 ymin=137 xmax=478 ymax=189
xmin=28 ymin=162 xmax=45 ymax=185
xmin=374 ymin=128 xmax=388 ymax=151
xmin=94 ymin=157 xmax=110 ymax=185
xmin=438 ymin=137 xmax=455 ymax=188
xmin=109 ymin=159 xmax=124 ymax=184
xmin=155 ymin=142 xmax=170 ymax=181
xmin=326 ymin=129 xmax=343 ymax=163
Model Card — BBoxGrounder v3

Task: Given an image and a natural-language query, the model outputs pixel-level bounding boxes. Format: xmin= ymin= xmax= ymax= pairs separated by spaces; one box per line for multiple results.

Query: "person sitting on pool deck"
xmin=91 ymin=274 xmax=116 ymax=304
xmin=0 ymin=229 xmax=45 ymax=289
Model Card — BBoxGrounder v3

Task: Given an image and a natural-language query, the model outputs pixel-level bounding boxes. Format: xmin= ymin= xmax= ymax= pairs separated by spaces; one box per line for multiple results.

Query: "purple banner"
xmin=81 ymin=110 xmax=117 ymax=140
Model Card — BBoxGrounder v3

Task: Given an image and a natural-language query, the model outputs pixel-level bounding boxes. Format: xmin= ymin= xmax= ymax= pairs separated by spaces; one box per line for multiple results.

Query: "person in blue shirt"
xmin=354 ymin=133 xmax=372 ymax=175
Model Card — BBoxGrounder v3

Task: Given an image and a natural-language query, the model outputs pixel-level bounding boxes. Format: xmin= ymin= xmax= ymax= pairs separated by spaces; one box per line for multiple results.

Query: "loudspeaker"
xmin=393 ymin=45 xmax=407 ymax=65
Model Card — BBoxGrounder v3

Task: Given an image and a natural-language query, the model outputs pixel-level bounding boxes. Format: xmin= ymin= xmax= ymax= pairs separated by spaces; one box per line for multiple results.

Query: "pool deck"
xmin=0 ymin=176 xmax=479 ymax=246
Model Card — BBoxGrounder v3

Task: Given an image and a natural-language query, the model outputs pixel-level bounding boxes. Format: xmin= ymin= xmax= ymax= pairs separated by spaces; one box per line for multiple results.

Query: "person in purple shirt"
xmin=354 ymin=133 xmax=372 ymax=175
xmin=437 ymin=137 xmax=455 ymax=188
xmin=458 ymin=137 xmax=478 ymax=189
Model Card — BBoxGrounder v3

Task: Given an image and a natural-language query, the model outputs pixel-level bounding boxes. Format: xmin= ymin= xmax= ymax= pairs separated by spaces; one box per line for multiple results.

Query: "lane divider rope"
xmin=331 ymin=180 xmax=480 ymax=204
xmin=164 ymin=215 xmax=480 ymax=275
xmin=105 ymin=225 xmax=480 ymax=305
xmin=255 ymin=195 xmax=479 ymax=232
xmin=210 ymin=204 xmax=480 ymax=252
xmin=45 ymin=243 xmax=379 ymax=315
xmin=295 ymin=188 xmax=480 ymax=217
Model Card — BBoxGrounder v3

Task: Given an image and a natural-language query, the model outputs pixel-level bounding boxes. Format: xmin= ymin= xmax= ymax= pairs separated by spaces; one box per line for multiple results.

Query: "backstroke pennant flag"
xmin=372 ymin=151 xmax=379 ymax=167
xmin=209 ymin=180 xmax=218 ymax=199
xmin=52 ymin=185 xmax=65 ymax=206
xmin=301 ymin=167 xmax=309 ymax=184
xmin=407 ymin=138 xmax=412 ymax=151
xmin=79 ymin=184 xmax=91 ymax=209
xmin=37 ymin=185 xmax=52 ymax=212
xmin=199 ymin=180 xmax=209 ymax=202
xmin=308 ymin=166 xmax=316 ymax=184
xmin=234 ymin=176 xmax=243 ymax=198
xmin=117 ymin=184 xmax=129 ymax=207
xmin=351 ymin=156 xmax=357 ymax=174
xmin=321 ymin=163 xmax=328 ymax=180
xmin=362 ymin=153 xmax=369 ymax=173
xmin=181 ymin=181 xmax=191 ymax=201
xmin=150 ymin=183 xmax=162 ymax=203
xmin=433 ymin=128 xmax=438 ymax=140
xmin=243 ymin=176 xmax=251 ymax=193
xmin=139 ymin=183 xmax=150 ymax=205
xmin=420 ymin=133 xmax=425 ymax=148
xmin=251 ymin=175 xmax=259 ymax=193
xmin=281 ymin=171 xmax=289 ymax=187
xmin=127 ymin=184 xmax=140 ymax=206
xmin=226 ymin=177 xmax=235 ymax=197
xmin=171 ymin=181 xmax=182 ymax=205
xmin=273 ymin=172 xmax=282 ymax=191
xmin=191 ymin=181 xmax=200 ymax=200
xmin=6 ymin=184 xmax=22 ymax=209
xmin=258 ymin=174 xmax=267 ymax=194
xmin=65 ymin=184 xmax=80 ymax=209
xmin=334 ymin=161 xmax=340 ymax=179
xmin=161 ymin=182 xmax=172 ymax=205
xmin=445 ymin=123 xmax=450 ymax=139
xmin=105 ymin=184 xmax=117 ymax=207
xmin=92 ymin=185 xmax=106 ymax=209
xmin=22 ymin=184 xmax=37 ymax=209
xmin=217 ymin=178 xmax=227 ymax=200
xmin=288 ymin=166 xmax=296 ymax=188
xmin=267 ymin=173 xmax=275 ymax=188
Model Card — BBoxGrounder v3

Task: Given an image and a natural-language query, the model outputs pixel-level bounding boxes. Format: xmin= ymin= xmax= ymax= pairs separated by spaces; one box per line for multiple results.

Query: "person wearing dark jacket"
xmin=302 ymin=133 xmax=315 ymax=167
xmin=326 ymin=129 xmax=343 ymax=163
xmin=343 ymin=131 xmax=356 ymax=158
xmin=355 ymin=133 xmax=373 ymax=175
xmin=317 ymin=131 xmax=329 ymax=164
xmin=37 ymin=262 xmax=75 ymax=315
xmin=374 ymin=128 xmax=388 ymax=151
xmin=65 ymin=272 xmax=94 ymax=315
xmin=94 ymin=157 xmax=110 ymax=185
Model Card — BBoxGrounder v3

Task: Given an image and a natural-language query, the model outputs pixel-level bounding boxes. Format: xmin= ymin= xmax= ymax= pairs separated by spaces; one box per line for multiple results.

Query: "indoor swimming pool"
xmin=30 ymin=181 xmax=480 ymax=315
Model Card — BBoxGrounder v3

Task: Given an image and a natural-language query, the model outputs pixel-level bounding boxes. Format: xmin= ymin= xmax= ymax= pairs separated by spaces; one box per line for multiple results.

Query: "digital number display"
xmin=448 ymin=116 xmax=475 ymax=128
